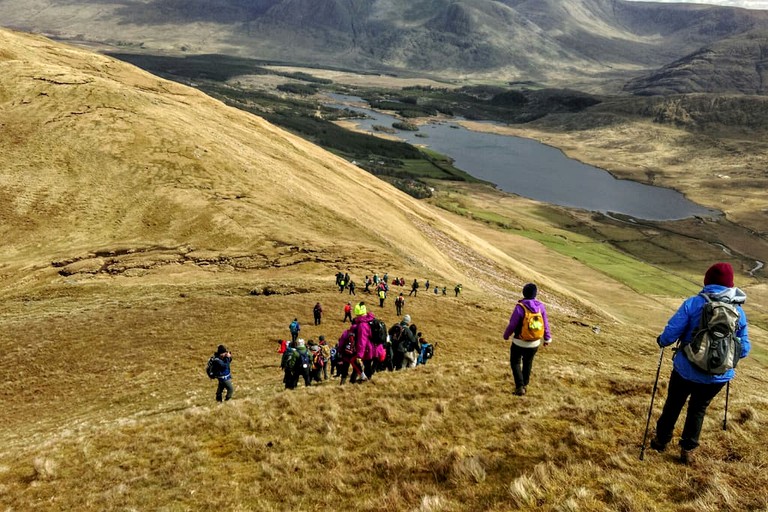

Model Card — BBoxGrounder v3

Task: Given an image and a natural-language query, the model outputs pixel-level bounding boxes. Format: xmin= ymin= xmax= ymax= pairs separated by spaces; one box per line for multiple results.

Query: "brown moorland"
xmin=0 ymin=29 xmax=766 ymax=511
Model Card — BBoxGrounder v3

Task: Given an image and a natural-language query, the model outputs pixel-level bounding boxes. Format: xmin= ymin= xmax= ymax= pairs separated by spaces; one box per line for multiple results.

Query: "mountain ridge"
xmin=4 ymin=0 xmax=768 ymax=91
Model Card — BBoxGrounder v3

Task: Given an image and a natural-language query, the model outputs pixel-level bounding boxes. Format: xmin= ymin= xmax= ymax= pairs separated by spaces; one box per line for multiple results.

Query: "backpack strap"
xmin=518 ymin=301 xmax=533 ymax=315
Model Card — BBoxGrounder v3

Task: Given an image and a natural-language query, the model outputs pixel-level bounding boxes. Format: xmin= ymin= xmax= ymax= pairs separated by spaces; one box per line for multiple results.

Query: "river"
xmin=327 ymin=94 xmax=720 ymax=221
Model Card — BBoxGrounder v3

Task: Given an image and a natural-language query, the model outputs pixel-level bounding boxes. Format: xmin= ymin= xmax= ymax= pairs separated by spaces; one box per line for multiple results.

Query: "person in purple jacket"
xmin=503 ymin=283 xmax=552 ymax=396
xmin=651 ymin=262 xmax=750 ymax=464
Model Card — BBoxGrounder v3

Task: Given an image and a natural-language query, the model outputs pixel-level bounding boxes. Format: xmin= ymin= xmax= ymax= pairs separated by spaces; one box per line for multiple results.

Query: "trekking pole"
xmin=640 ymin=346 xmax=665 ymax=461
xmin=723 ymin=381 xmax=730 ymax=431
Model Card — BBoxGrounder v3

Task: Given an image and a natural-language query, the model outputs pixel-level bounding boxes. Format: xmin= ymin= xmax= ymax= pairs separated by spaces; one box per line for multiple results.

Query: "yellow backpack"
xmin=519 ymin=302 xmax=545 ymax=341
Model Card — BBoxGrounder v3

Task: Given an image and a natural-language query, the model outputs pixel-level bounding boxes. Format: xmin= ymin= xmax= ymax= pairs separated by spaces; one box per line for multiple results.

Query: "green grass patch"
xmin=524 ymin=230 xmax=696 ymax=295
xmin=431 ymin=195 xmax=696 ymax=296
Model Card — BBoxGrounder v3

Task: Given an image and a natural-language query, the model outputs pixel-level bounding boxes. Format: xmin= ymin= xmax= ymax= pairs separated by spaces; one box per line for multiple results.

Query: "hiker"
xmin=378 ymin=288 xmax=386 ymax=307
xmin=335 ymin=271 xmax=344 ymax=287
xmin=403 ymin=323 xmax=420 ymax=368
xmin=442 ymin=286 xmax=447 ymax=295
xmin=338 ymin=277 xmax=346 ymax=292
xmin=313 ymin=302 xmax=323 ymax=325
xmin=344 ymin=272 xmax=350 ymax=288
xmin=289 ymin=318 xmax=300 ymax=343
xmin=209 ymin=345 xmax=234 ymax=402
xmin=434 ymin=286 xmax=439 ymax=295
xmin=425 ymin=279 xmax=430 ymax=292
xmin=349 ymin=280 xmax=356 ymax=295
xmin=364 ymin=275 xmax=371 ymax=294
xmin=350 ymin=302 xmax=374 ymax=382
xmin=309 ymin=340 xmax=324 ymax=384
xmin=292 ymin=339 xmax=313 ymax=388
xmin=390 ymin=315 xmax=418 ymax=370
xmin=383 ymin=272 xmax=388 ymax=283
xmin=276 ymin=339 xmax=288 ymax=354
xmin=342 ymin=302 xmax=352 ymax=323
xmin=281 ymin=341 xmax=297 ymax=389
xmin=454 ymin=284 xmax=462 ymax=297
xmin=319 ymin=335 xmax=331 ymax=380
xmin=417 ymin=333 xmax=435 ymax=365
xmin=650 ymin=262 xmax=751 ymax=464
xmin=395 ymin=293 xmax=405 ymax=316
xmin=503 ymin=283 xmax=552 ymax=396
xmin=330 ymin=344 xmax=339 ymax=377
xmin=409 ymin=279 xmax=419 ymax=296
xmin=337 ymin=329 xmax=366 ymax=385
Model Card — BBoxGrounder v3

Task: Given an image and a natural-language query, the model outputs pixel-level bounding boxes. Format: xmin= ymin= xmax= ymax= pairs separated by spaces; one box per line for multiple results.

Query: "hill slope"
xmin=0 ymin=29 xmax=767 ymax=512
xmin=3 ymin=0 xmax=768 ymax=90
xmin=0 ymin=27 xmax=499 ymax=293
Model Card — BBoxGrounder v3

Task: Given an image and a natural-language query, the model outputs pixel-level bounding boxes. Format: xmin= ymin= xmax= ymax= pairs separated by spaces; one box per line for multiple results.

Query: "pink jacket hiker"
xmin=351 ymin=312 xmax=375 ymax=359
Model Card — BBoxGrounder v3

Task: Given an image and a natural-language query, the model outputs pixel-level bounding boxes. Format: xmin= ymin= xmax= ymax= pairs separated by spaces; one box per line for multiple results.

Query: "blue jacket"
xmin=658 ymin=284 xmax=750 ymax=384
xmin=211 ymin=355 xmax=232 ymax=380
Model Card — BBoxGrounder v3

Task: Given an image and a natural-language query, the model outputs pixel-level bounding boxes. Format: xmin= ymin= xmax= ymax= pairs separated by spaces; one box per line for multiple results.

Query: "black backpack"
xmin=683 ymin=293 xmax=742 ymax=374
xmin=369 ymin=318 xmax=387 ymax=345
xmin=205 ymin=356 xmax=217 ymax=379
xmin=390 ymin=324 xmax=407 ymax=353
xmin=424 ymin=344 xmax=434 ymax=360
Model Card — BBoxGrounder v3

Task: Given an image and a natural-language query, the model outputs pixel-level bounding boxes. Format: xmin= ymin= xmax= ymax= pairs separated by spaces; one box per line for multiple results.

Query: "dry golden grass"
xmin=0 ymin=29 xmax=767 ymax=511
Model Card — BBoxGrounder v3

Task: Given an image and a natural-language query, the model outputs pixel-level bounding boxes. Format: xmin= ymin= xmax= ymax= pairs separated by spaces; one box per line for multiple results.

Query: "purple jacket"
xmin=503 ymin=299 xmax=551 ymax=342
xmin=351 ymin=312 xmax=375 ymax=359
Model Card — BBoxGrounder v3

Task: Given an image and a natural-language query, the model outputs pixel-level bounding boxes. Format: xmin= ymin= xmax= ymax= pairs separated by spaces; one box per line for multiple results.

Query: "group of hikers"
xmin=335 ymin=271 xmax=462 ymax=304
xmin=207 ymin=261 xmax=751 ymax=466
xmin=279 ymin=304 xmax=434 ymax=389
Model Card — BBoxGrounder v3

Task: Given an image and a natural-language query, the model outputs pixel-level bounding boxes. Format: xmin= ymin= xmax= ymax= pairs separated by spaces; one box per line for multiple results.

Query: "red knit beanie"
xmin=704 ymin=262 xmax=734 ymax=287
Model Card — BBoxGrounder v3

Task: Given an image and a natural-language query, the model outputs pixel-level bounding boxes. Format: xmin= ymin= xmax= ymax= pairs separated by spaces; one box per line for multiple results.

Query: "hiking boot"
xmin=680 ymin=447 xmax=696 ymax=465
xmin=649 ymin=437 xmax=667 ymax=453
xmin=514 ymin=387 xmax=526 ymax=396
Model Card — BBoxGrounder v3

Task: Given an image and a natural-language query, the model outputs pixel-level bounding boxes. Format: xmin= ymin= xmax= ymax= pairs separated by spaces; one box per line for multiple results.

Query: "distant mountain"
xmin=624 ymin=30 xmax=768 ymax=95
xmin=3 ymin=0 xmax=768 ymax=92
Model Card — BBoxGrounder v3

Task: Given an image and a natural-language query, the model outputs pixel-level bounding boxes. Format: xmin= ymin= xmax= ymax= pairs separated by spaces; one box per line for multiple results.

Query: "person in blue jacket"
xmin=211 ymin=344 xmax=234 ymax=402
xmin=651 ymin=262 xmax=750 ymax=464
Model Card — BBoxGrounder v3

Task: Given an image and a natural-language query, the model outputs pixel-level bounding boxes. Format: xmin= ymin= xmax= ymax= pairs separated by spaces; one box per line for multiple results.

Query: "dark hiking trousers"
xmin=364 ymin=359 xmax=377 ymax=381
xmin=291 ymin=369 xmax=311 ymax=388
xmin=393 ymin=350 xmax=405 ymax=371
xmin=510 ymin=344 xmax=538 ymax=389
xmin=216 ymin=377 xmax=233 ymax=401
xmin=314 ymin=313 xmax=321 ymax=325
xmin=655 ymin=369 xmax=726 ymax=451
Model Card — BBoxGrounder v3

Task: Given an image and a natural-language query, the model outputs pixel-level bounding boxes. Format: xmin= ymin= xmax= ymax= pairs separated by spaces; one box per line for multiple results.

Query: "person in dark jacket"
xmin=390 ymin=315 xmax=417 ymax=370
xmin=281 ymin=341 xmax=297 ymax=389
xmin=651 ymin=262 xmax=751 ymax=464
xmin=313 ymin=302 xmax=323 ymax=325
xmin=292 ymin=339 xmax=313 ymax=388
xmin=503 ymin=283 xmax=552 ymax=396
xmin=211 ymin=344 xmax=234 ymax=402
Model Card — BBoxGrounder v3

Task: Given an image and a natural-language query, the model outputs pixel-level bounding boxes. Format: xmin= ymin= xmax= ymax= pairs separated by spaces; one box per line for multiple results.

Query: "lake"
xmin=327 ymin=94 xmax=719 ymax=221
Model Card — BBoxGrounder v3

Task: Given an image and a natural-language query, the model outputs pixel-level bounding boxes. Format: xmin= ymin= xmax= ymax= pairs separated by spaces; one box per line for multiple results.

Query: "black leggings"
xmin=655 ymin=369 xmax=726 ymax=450
xmin=510 ymin=343 xmax=538 ymax=389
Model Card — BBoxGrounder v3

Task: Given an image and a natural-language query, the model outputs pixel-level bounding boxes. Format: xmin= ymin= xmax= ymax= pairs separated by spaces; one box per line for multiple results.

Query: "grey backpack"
xmin=683 ymin=293 xmax=742 ymax=374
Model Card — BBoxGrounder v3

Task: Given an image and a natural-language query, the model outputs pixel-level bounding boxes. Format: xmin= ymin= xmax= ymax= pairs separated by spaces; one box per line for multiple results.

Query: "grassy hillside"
xmin=0 ymin=29 xmax=766 ymax=511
